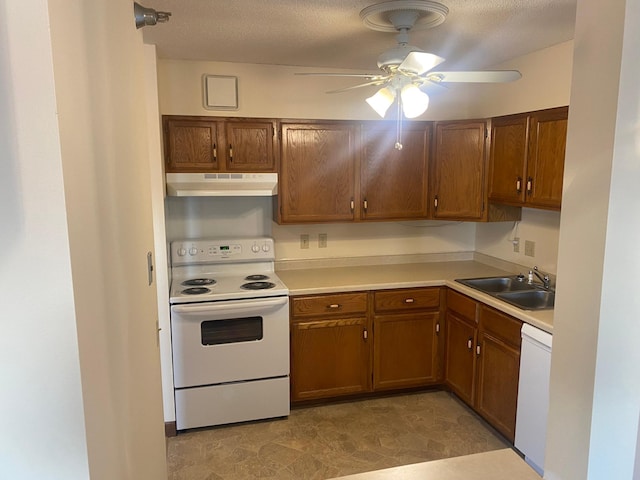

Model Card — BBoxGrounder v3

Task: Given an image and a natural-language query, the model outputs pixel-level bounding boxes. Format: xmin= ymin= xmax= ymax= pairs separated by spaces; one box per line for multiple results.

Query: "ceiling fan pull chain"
xmin=395 ymin=98 xmax=403 ymax=150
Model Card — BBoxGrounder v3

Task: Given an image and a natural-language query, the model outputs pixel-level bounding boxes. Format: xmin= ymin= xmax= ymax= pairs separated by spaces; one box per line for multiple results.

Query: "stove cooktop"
xmin=169 ymin=237 xmax=289 ymax=304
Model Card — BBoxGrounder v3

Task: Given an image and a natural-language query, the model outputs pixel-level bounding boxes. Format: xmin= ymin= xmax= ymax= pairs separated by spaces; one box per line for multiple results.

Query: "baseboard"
xmin=165 ymin=421 xmax=177 ymax=437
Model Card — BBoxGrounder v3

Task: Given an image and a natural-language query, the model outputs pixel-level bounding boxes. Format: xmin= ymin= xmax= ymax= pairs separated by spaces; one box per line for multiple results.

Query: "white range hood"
xmin=166 ymin=173 xmax=278 ymax=197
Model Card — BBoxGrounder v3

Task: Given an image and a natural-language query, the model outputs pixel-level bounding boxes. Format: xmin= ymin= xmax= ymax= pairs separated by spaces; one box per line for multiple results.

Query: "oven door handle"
xmin=171 ymin=297 xmax=288 ymax=317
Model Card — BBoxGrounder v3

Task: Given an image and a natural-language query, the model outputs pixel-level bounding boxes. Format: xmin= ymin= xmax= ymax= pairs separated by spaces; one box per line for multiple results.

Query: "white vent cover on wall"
xmin=203 ymin=75 xmax=238 ymax=110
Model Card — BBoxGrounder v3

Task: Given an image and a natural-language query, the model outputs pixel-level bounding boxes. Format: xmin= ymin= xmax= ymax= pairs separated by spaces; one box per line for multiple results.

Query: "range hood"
xmin=166 ymin=173 xmax=278 ymax=197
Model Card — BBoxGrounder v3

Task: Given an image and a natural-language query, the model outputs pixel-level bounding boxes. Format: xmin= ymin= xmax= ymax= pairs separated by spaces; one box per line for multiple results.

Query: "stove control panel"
xmin=171 ymin=237 xmax=275 ymax=265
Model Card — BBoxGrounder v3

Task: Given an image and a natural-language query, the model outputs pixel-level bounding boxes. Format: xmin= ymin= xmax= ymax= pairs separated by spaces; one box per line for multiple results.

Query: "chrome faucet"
xmin=529 ymin=266 xmax=552 ymax=289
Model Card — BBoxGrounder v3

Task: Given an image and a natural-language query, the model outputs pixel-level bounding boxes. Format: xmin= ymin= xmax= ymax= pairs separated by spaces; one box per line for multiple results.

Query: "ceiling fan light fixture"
xmin=400 ymin=84 xmax=429 ymax=118
xmin=366 ymin=87 xmax=396 ymax=117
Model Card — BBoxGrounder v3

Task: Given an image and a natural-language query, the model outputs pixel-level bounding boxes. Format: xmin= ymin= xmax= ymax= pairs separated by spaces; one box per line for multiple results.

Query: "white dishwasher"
xmin=515 ymin=323 xmax=553 ymax=476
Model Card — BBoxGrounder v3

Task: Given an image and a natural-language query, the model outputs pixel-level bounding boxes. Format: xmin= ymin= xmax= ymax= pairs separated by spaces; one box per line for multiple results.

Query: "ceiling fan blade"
xmin=398 ymin=52 xmax=446 ymax=75
xmin=425 ymin=70 xmax=522 ymax=83
xmin=295 ymin=72 xmax=384 ymax=79
xmin=326 ymin=78 xmax=390 ymax=94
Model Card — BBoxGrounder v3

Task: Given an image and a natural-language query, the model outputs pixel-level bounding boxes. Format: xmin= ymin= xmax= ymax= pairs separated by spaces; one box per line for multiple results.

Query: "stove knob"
xmin=177 ymin=248 xmax=187 ymax=256
xmin=262 ymin=243 xmax=271 ymax=252
xmin=251 ymin=243 xmax=260 ymax=253
xmin=189 ymin=247 xmax=198 ymax=256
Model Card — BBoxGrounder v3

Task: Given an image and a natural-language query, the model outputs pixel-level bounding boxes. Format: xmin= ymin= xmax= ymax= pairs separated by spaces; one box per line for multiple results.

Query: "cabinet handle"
xmin=404 ymin=298 xmax=415 ymax=303
xmin=435 ymin=322 xmax=440 ymax=334
xmin=476 ymin=344 xmax=481 ymax=356
xmin=516 ymin=177 xmax=522 ymax=193
xmin=363 ymin=328 xmax=368 ymax=340
xmin=213 ymin=143 xmax=217 ymax=161
xmin=327 ymin=304 xmax=341 ymax=309
xmin=229 ymin=144 xmax=233 ymax=162
xmin=434 ymin=195 xmax=439 ymax=209
xmin=363 ymin=199 xmax=368 ymax=212
xmin=526 ymin=177 xmax=533 ymax=195
xmin=350 ymin=198 xmax=355 ymax=212
xmin=467 ymin=337 xmax=473 ymax=350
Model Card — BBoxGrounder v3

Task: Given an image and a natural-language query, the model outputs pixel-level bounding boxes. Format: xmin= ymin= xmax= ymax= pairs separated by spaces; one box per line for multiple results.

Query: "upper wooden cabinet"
xmin=277 ymin=121 xmax=431 ymax=224
xmin=488 ymin=106 xmax=568 ymax=210
xmin=360 ymin=123 xmax=431 ymax=221
xmin=162 ymin=115 xmax=278 ymax=173
xmin=431 ymin=120 xmax=491 ymax=221
xmin=279 ymin=122 xmax=358 ymax=223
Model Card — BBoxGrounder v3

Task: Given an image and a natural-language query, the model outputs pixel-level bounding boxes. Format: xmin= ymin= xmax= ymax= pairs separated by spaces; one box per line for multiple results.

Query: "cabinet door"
xmin=291 ymin=316 xmax=370 ymax=401
xmin=432 ymin=120 xmax=487 ymax=220
xmin=164 ymin=117 xmax=220 ymax=172
xmin=225 ymin=121 xmax=276 ymax=172
xmin=280 ymin=123 xmax=358 ymax=223
xmin=476 ymin=305 xmax=522 ymax=441
xmin=526 ymin=107 xmax=568 ymax=209
xmin=475 ymin=331 xmax=521 ymax=441
xmin=488 ymin=114 xmax=529 ymax=205
xmin=444 ymin=311 xmax=477 ymax=406
xmin=360 ymin=123 xmax=430 ymax=220
xmin=373 ymin=311 xmax=440 ymax=390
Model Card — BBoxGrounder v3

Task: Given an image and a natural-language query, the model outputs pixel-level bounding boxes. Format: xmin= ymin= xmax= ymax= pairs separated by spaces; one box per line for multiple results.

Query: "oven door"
xmin=171 ymin=296 xmax=289 ymax=389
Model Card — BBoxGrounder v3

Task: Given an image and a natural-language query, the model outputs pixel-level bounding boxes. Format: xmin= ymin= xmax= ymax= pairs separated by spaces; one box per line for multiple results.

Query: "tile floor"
xmin=167 ymin=390 xmax=509 ymax=480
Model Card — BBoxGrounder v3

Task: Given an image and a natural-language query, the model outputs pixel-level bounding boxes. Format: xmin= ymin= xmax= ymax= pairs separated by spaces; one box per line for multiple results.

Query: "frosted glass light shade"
xmin=366 ymin=87 xmax=396 ymax=117
xmin=400 ymin=84 xmax=429 ymax=118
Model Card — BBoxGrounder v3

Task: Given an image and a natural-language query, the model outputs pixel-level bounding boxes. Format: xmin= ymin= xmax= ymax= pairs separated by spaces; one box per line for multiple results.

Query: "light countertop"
xmin=276 ymin=259 xmax=554 ymax=333
xmin=329 ymin=448 xmax=541 ymax=480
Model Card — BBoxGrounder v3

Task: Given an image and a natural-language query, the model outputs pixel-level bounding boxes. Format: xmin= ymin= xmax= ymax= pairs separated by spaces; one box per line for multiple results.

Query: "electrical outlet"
xmin=524 ymin=240 xmax=535 ymax=257
xmin=300 ymin=234 xmax=309 ymax=249
xmin=318 ymin=233 xmax=328 ymax=248
xmin=513 ymin=237 xmax=520 ymax=253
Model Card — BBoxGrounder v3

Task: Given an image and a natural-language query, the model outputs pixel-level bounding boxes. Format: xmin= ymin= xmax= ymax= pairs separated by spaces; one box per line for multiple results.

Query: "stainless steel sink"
xmin=455 ymin=275 xmax=555 ymax=310
xmin=456 ymin=275 xmax=536 ymax=293
xmin=496 ymin=290 xmax=555 ymax=310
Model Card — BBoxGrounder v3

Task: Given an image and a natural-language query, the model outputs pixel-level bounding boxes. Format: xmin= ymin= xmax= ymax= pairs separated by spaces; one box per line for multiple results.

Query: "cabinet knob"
xmin=229 ymin=144 xmax=233 ymax=162
xmin=328 ymin=304 xmax=341 ymax=309
xmin=476 ymin=344 xmax=481 ymax=355
xmin=404 ymin=298 xmax=415 ymax=303
xmin=350 ymin=198 xmax=355 ymax=212
xmin=467 ymin=338 xmax=473 ymax=350
xmin=526 ymin=177 xmax=533 ymax=194
xmin=516 ymin=177 xmax=522 ymax=193
xmin=434 ymin=195 xmax=439 ymax=209
xmin=213 ymin=143 xmax=217 ymax=161
xmin=363 ymin=199 xmax=368 ymax=212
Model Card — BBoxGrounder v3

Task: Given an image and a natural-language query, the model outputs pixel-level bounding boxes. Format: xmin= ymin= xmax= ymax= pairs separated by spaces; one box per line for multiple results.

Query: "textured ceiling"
xmin=141 ymin=0 xmax=576 ymax=72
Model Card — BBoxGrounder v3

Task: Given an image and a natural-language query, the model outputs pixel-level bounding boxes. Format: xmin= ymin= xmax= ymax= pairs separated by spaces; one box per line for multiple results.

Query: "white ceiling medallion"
xmin=360 ymin=0 xmax=449 ymax=33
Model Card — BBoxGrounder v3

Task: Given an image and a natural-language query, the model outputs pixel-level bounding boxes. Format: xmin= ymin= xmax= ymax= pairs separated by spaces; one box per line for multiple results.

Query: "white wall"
xmin=0 ymin=1 xmax=168 ymax=478
xmin=545 ymin=0 xmax=640 ymax=477
xmin=157 ymin=59 xmax=475 ymax=120
xmin=48 ymin=1 xmax=168 ymax=477
xmin=0 ymin=2 xmax=89 ymax=477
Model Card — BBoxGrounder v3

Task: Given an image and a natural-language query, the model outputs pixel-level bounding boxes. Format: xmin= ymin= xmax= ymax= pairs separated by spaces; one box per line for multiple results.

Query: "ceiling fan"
xmin=298 ymin=0 xmax=521 ymax=143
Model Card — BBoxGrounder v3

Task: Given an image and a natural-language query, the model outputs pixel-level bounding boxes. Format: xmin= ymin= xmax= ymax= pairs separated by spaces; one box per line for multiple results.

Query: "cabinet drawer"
xmin=447 ymin=289 xmax=478 ymax=323
xmin=291 ymin=292 xmax=368 ymax=318
xmin=480 ymin=305 xmax=522 ymax=348
xmin=374 ymin=288 xmax=440 ymax=312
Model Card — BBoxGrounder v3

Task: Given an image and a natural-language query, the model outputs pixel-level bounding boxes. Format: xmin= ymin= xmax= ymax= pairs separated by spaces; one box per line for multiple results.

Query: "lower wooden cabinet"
xmin=291 ymin=286 xmax=523 ymax=443
xmin=290 ymin=287 xmax=444 ymax=402
xmin=444 ymin=290 xmax=523 ymax=442
xmin=475 ymin=305 xmax=523 ymax=441
xmin=373 ymin=288 xmax=444 ymax=390
xmin=290 ymin=292 xmax=370 ymax=401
